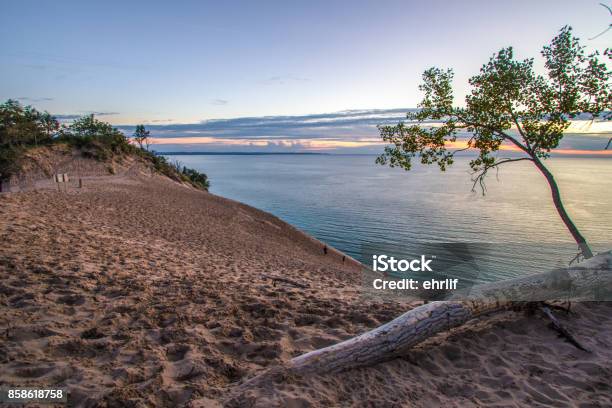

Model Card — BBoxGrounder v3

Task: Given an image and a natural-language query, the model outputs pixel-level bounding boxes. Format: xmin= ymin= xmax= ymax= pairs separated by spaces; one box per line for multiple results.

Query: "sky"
xmin=1 ymin=0 xmax=611 ymax=153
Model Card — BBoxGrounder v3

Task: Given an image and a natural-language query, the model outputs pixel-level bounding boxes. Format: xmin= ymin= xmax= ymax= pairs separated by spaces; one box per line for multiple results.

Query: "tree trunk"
xmin=532 ymin=156 xmax=593 ymax=259
xmin=289 ymin=301 xmax=498 ymax=375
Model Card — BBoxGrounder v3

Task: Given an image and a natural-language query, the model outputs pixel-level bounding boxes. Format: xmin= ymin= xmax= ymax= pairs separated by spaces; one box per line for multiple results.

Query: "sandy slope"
xmin=0 ymin=170 xmax=611 ymax=407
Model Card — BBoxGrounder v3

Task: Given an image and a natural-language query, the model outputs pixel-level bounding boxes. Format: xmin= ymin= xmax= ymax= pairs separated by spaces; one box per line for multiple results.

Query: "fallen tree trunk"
xmin=293 ymin=251 xmax=610 ymax=374
xmin=235 ymin=251 xmax=611 ymax=391
xmin=291 ymin=299 xmax=504 ymax=374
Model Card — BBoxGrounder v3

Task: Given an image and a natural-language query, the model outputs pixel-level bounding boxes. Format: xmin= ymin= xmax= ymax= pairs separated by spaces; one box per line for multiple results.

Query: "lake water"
xmin=166 ymin=153 xmax=611 ymax=283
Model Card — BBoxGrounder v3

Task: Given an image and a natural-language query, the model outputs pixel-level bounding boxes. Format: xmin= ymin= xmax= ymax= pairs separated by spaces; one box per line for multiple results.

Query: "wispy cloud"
xmin=146 ymin=118 xmax=175 ymax=123
xmin=263 ymin=75 xmax=310 ymax=85
xmin=18 ymin=64 xmax=50 ymax=71
xmin=17 ymin=96 xmax=54 ymax=103
xmin=56 ymin=111 xmax=120 ymax=121
xmin=89 ymin=111 xmax=120 ymax=116
xmin=211 ymin=99 xmax=228 ymax=105
xmin=3 ymin=51 xmax=145 ymax=71
xmin=131 ymin=108 xmax=414 ymax=140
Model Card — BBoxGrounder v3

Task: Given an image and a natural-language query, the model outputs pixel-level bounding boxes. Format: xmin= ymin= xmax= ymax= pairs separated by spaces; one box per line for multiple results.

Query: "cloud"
xmin=211 ymin=99 xmax=228 ymax=105
xmin=55 ymin=111 xmax=120 ymax=121
xmin=88 ymin=111 xmax=120 ymax=116
xmin=114 ymin=109 xmax=416 ymax=153
xmin=19 ymin=64 xmax=50 ymax=70
xmin=264 ymin=75 xmax=310 ymax=84
xmin=147 ymin=118 xmax=175 ymax=123
xmin=17 ymin=96 xmax=54 ymax=103
xmin=4 ymin=51 xmax=144 ymax=71
xmin=54 ymin=114 xmax=82 ymax=121
xmin=134 ymin=108 xmax=415 ymax=141
xmin=116 ymin=108 xmax=612 ymax=153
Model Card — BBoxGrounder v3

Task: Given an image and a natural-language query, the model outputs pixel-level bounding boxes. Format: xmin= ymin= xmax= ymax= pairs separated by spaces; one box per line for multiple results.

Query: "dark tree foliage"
xmin=0 ymin=99 xmax=60 ymax=179
xmin=0 ymin=102 xmax=209 ymax=191
xmin=377 ymin=27 xmax=611 ymax=259
xmin=182 ymin=166 xmax=210 ymax=190
xmin=0 ymin=99 xmax=59 ymax=147
xmin=133 ymin=124 xmax=150 ymax=150
xmin=58 ymin=114 xmax=132 ymax=160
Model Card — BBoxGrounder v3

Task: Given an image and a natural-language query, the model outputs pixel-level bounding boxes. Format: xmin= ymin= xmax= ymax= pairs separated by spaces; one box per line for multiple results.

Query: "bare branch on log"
xmin=540 ymin=306 xmax=590 ymax=352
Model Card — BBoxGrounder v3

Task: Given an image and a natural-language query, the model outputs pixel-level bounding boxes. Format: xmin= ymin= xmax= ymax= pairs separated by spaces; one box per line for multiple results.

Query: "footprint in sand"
xmin=56 ymin=293 xmax=85 ymax=306
xmin=166 ymin=344 xmax=191 ymax=362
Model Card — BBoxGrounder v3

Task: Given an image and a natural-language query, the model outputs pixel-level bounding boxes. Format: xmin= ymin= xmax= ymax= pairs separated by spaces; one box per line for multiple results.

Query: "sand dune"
xmin=1 ymin=169 xmax=611 ymax=407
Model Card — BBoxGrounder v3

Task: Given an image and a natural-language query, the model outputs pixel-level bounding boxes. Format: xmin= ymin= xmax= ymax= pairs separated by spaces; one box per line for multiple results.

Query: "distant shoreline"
xmin=157 ymin=151 xmax=611 ymax=158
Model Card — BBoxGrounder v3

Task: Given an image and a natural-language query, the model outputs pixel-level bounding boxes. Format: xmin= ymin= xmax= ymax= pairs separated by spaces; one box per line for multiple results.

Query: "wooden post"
xmin=54 ymin=173 xmax=69 ymax=192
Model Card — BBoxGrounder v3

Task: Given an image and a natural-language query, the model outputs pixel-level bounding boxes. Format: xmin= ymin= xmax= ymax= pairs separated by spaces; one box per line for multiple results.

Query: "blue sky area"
xmin=1 ymin=0 xmax=610 ymax=152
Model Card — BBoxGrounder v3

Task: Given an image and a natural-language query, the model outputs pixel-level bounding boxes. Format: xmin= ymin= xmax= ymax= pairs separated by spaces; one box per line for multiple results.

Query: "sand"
xmin=1 ymin=165 xmax=611 ymax=407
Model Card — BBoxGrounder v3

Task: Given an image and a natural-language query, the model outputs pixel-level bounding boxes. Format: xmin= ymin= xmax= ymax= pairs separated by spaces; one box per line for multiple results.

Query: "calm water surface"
xmin=166 ymin=154 xmax=611 ymax=282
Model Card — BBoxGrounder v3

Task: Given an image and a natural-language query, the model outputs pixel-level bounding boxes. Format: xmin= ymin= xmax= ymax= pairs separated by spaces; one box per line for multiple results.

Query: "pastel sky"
xmin=1 ymin=0 xmax=610 ymax=153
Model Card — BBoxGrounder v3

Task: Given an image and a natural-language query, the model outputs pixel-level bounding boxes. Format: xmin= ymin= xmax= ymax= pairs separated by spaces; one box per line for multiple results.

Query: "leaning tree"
xmin=376 ymin=26 xmax=611 ymax=260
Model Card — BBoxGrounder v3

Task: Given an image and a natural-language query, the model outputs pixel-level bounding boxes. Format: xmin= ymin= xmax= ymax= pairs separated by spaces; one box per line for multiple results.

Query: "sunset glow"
xmin=147 ymin=136 xmax=383 ymax=150
xmin=147 ymin=136 xmax=612 ymax=155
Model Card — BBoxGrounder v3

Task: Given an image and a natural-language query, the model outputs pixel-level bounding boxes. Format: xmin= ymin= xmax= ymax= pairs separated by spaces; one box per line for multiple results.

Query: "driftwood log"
xmin=293 ymin=251 xmax=611 ymax=374
xmin=234 ymin=251 xmax=611 ymax=393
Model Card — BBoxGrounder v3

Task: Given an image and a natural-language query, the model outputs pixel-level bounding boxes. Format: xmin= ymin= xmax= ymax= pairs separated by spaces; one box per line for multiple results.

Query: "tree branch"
xmin=540 ymin=306 xmax=590 ymax=352
xmin=498 ymin=131 xmax=533 ymax=155
xmin=471 ymin=157 xmax=533 ymax=194
xmin=448 ymin=135 xmax=475 ymax=156
xmin=453 ymin=112 xmax=532 ymax=156
xmin=507 ymin=107 xmax=534 ymax=153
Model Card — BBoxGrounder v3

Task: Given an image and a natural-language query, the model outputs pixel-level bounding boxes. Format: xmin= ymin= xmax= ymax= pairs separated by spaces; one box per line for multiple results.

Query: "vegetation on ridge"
xmin=0 ymin=100 xmax=209 ymax=190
